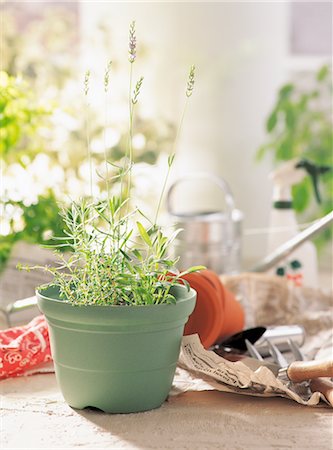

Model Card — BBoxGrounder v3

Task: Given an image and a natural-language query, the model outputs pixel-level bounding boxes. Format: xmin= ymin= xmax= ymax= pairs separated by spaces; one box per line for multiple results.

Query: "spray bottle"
xmin=267 ymin=158 xmax=331 ymax=288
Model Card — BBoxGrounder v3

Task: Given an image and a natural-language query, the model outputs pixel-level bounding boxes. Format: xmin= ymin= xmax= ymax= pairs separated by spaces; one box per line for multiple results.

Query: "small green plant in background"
xmin=0 ymin=72 xmax=64 ymax=270
xmin=0 ymin=190 xmax=71 ymax=265
xmin=0 ymin=71 xmax=51 ymax=163
xmin=257 ymin=65 xmax=333 ymax=246
xmin=20 ymin=22 xmax=204 ymax=306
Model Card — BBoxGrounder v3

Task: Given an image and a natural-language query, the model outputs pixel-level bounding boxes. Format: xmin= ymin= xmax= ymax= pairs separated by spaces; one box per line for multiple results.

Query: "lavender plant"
xmin=20 ymin=22 xmax=203 ymax=306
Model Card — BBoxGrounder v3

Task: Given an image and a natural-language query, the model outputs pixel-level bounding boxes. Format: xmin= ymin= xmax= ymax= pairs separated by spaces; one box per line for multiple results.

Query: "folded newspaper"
xmin=175 ymin=334 xmax=327 ymax=407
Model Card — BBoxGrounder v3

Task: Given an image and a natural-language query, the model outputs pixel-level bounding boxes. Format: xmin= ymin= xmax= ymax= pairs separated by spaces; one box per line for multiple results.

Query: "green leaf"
xmin=179 ymin=265 xmax=206 ymax=277
xmin=276 ymin=139 xmax=294 ymax=160
xmin=137 ymin=209 xmax=153 ymax=225
xmin=147 ymin=224 xmax=159 ymax=237
xmin=317 ymin=65 xmax=329 ymax=82
xmin=286 ymin=107 xmax=295 ymax=129
xmin=168 ymin=153 xmax=175 ymax=167
xmin=278 ymin=84 xmax=294 ymax=100
xmin=266 ymin=110 xmax=278 ymax=132
xmin=166 ymin=228 xmax=183 ymax=245
xmin=136 ymin=221 xmax=152 ymax=247
xmin=178 ymin=278 xmax=191 ymax=291
xmin=164 ymin=294 xmax=176 ymax=304
xmin=120 ymin=229 xmax=133 ymax=248
xmin=119 ymin=249 xmax=131 ymax=261
xmin=256 ymin=144 xmax=269 ymax=162
xmin=132 ymin=249 xmax=143 ymax=261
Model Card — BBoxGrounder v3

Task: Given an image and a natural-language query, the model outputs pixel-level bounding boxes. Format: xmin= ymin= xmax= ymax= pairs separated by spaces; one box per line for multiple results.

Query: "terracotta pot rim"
xmin=182 ymin=272 xmax=223 ymax=348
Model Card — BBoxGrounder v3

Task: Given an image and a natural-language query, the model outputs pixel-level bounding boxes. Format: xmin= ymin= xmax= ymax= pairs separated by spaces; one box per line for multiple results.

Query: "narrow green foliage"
xmin=132 ymin=76 xmax=144 ymax=104
xmin=132 ymin=248 xmax=142 ymax=261
xmin=317 ymin=65 xmax=329 ymax=82
xmin=168 ymin=153 xmax=175 ymax=168
xmin=179 ymin=265 xmax=206 ymax=276
xmin=136 ymin=221 xmax=152 ymax=247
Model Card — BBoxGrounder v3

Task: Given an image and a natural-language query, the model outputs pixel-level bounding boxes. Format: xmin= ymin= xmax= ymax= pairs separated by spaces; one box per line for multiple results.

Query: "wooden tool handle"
xmin=288 ymin=359 xmax=333 ymax=383
xmin=310 ymin=378 xmax=333 ymax=408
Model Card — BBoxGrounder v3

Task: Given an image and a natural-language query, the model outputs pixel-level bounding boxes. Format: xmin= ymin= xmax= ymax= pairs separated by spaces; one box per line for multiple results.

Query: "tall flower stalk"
xmin=154 ymin=65 xmax=196 ymax=225
xmin=103 ymin=60 xmax=112 ymax=222
xmin=125 ymin=21 xmax=144 ymax=207
xmin=84 ymin=70 xmax=93 ymax=198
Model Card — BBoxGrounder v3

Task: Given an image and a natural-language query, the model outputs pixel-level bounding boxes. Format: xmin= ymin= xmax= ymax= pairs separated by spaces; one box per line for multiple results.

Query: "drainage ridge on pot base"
xmin=36 ymin=284 xmax=196 ymax=413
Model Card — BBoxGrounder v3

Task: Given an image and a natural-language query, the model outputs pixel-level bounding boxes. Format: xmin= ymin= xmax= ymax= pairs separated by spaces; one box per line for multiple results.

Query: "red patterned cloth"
xmin=0 ymin=315 xmax=52 ymax=380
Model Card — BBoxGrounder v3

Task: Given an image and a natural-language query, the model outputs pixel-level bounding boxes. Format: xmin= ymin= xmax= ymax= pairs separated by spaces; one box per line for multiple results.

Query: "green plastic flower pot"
xmin=36 ymin=284 xmax=196 ymax=413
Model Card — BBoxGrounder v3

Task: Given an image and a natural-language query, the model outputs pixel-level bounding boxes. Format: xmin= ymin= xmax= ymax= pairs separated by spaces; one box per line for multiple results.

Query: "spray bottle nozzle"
xmin=295 ymin=159 xmax=332 ymax=204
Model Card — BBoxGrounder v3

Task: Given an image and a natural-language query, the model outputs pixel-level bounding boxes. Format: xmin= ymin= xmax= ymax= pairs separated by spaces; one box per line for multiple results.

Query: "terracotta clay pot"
xmin=183 ymin=269 xmax=244 ymax=348
xmin=218 ymin=281 xmax=245 ymax=341
xmin=182 ymin=272 xmax=223 ymax=348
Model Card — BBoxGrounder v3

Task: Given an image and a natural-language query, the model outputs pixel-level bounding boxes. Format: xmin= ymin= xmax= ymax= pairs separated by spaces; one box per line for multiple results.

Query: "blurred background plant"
xmin=257 ymin=65 xmax=333 ymax=247
xmin=0 ymin=71 xmax=51 ymax=163
xmin=0 ymin=3 xmax=175 ymax=271
xmin=0 ymin=70 xmax=67 ymax=267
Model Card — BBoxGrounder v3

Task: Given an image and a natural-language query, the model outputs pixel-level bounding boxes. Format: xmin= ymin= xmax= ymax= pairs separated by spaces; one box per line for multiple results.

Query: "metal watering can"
xmin=166 ymin=173 xmax=243 ymax=274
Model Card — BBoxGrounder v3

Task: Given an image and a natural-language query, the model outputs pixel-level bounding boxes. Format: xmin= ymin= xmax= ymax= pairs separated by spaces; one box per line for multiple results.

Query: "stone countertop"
xmin=1 ymin=372 xmax=332 ymax=450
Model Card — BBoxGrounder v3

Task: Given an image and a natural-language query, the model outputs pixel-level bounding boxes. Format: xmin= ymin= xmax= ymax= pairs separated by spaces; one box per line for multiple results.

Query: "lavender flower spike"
xmin=104 ymin=60 xmax=112 ymax=92
xmin=84 ymin=70 xmax=91 ymax=96
xmin=186 ymin=65 xmax=195 ymax=97
xmin=128 ymin=21 xmax=137 ymax=64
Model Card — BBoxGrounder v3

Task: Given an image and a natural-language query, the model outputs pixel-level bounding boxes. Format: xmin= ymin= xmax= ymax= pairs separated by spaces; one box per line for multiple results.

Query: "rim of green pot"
xmin=36 ymin=283 xmax=196 ymax=308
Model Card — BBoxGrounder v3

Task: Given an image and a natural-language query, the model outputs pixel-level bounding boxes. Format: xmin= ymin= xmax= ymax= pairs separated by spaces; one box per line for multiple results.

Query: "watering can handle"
xmin=166 ymin=172 xmax=235 ymax=216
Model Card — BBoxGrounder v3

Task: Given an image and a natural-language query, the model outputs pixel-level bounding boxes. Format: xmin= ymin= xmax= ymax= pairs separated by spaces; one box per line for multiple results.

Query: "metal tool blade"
xmin=245 ymin=339 xmax=264 ymax=361
xmin=288 ymin=339 xmax=305 ymax=362
xmin=216 ymin=327 xmax=267 ymax=352
xmin=239 ymin=357 xmax=279 ymax=375
xmin=215 ymin=345 xmax=280 ymax=376
xmin=266 ymin=340 xmax=289 ymax=368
